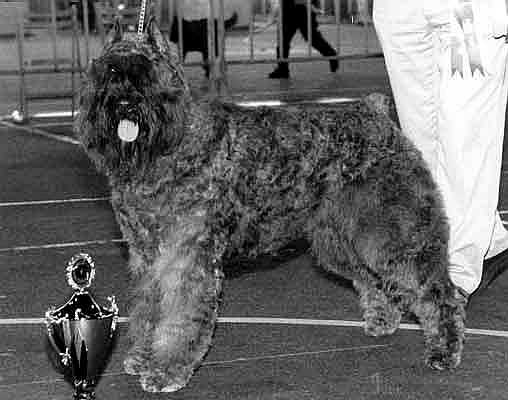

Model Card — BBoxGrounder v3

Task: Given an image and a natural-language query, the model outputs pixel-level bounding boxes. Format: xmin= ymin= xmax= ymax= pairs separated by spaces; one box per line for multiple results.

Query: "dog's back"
xmin=177 ymin=98 xmax=429 ymax=260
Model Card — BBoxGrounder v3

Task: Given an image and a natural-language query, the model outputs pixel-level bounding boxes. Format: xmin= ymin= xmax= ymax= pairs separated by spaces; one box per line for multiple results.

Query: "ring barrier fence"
xmin=0 ymin=0 xmax=382 ymax=122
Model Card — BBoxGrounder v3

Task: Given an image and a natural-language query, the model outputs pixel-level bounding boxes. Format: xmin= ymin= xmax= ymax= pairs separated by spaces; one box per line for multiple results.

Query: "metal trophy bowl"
xmin=45 ymin=253 xmax=119 ymax=400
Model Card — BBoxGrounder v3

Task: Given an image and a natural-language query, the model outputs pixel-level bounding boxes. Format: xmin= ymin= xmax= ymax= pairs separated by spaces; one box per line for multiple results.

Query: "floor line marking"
xmin=236 ymin=97 xmax=359 ymax=107
xmin=0 ymin=239 xmax=126 ymax=253
xmin=203 ymin=343 xmax=390 ymax=365
xmin=0 ymin=197 xmax=110 ymax=207
xmin=31 ymin=122 xmax=74 ymax=128
xmin=0 ymin=343 xmax=390 ymax=389
xmin=1 ymin=217 xmax=507 ymax=252
xmin=0 ymin=120 xmax=79 ymax=145
xmin=2 ymin=316 xmax=508 ymax=338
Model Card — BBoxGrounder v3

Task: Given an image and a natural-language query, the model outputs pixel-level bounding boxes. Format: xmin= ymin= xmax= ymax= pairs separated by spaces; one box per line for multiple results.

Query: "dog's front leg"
xmin=126 ymin=239 xmax=223 ymax=393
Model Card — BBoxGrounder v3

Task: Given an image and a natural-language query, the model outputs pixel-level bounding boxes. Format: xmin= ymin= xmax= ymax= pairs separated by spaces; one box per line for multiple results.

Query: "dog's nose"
xmin=117 ymin=99 xmax=135 ymax=115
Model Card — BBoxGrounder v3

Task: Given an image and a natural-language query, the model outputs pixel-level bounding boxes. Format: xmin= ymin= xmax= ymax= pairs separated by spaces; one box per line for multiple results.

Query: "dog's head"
xmin=76 ymin=18 xmax=190 ymax=179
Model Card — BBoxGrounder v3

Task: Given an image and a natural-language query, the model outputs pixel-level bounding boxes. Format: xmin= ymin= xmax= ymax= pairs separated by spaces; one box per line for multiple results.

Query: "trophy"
xmin=45 ymin=253 xmax=119 ymax=400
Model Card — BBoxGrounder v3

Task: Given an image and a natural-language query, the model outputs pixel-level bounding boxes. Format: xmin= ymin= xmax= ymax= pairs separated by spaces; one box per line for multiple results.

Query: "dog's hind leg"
xmin=412 ymin=281 xmax=466 ymax=370
xmin=353 ymin=280 xmax=402 ymax=337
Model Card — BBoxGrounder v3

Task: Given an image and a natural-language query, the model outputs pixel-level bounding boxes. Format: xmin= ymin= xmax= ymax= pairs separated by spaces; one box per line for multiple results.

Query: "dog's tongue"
xmin=117 ymin=119 xmax=139 ymax=142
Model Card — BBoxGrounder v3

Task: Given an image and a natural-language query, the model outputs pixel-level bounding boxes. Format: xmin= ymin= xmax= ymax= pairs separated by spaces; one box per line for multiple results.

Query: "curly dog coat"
xmin=76 ymin=19 xmax=465 ymax=393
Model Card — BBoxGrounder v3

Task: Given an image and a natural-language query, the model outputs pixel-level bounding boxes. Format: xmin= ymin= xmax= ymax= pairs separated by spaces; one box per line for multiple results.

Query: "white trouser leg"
xmin=374 ymin=0 xmax=508 ymax=294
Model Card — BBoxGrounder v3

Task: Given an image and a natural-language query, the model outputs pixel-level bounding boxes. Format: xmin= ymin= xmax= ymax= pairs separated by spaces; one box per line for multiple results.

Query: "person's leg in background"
xmin=294 ymin=4 xmax=338 ymax=72
xmin=269 ymin=0 xmax=298 ymax=78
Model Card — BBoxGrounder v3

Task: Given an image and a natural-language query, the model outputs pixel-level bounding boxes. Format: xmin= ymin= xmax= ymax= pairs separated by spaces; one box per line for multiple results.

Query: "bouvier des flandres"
xmin=76 ymin=19 xmax=466 ymax=393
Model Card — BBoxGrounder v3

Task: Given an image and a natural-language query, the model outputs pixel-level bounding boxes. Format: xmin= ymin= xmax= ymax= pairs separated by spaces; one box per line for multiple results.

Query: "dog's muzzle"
xmin=116 ymin=100 xmax=139 ymax=142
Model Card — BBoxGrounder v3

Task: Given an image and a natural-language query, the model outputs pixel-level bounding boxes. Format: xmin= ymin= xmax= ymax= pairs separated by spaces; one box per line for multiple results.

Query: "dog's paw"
xmin=139 ymin=369 xmax=191 ymax=393
xmin=124 ymin=354 xmax=149 ymax=376
xmin=425 ymin=349 xmax=461 ymax=371
xmin=363 ymin=317 xmax=398 ymax=337
xmin=363 ymin=308 xmax=401 ymax=337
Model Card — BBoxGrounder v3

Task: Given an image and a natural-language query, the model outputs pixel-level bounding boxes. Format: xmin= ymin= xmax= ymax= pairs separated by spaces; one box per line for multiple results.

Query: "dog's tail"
xmin=224 ymin=11 xmax=238 ymax=30
xmin=364 ymin=92 xmax=400 ymax=128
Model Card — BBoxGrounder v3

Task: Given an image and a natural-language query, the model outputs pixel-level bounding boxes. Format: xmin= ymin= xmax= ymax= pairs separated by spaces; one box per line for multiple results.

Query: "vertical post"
xmin=364 ymin=18 xmax=369 ymax=54
xmin=207 ymin=0 xmax=217 ymax=94
xmin=71 ymin=2 xmax=80 ymax=118
xmin=334 ymin=0 xmax=341 ymax=72
xmin=167 ymin=0 xmax=174 ymax=35
xmin=278 ymin=0 xmax=283 ymax=64
xmin=176 ymin=0 xmax=183 ymax=62
xmin=82 ymin=0 xmax=90 ymax=65
xmin=248 ymin=1 xmax=254 ymax=61
xmin=50 ymin=0 xmax=58 ymax=68
xmin=217 ymin=0 xmax=226 ymax=95
xmin=306 ymin=0 xmax=312 ymax=57
xmin=16 ymin=8 xmax=27 ymax=121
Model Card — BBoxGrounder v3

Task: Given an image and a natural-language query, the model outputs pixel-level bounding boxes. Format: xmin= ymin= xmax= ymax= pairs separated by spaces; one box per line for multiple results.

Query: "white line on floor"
xmin=25 ymin=110 xmax=77 ymax=119
xmin=201 ymin=343 xmax=391 ymax=366
xmin=0 ymin=197 xmax=110 ymax=207
xmin=31 ymin=122 xmax=74 ymax=128
xmin=236 ymin=97 xmax=359 ymax=107
xmin=2 ymin=316 xmax=508 ymax=338
xmin=0 ymin=343 xmax=391 ymax=389
xmin=0 ymin=239 xmax=126 ymax=253
xmin=1 ymin=219 xmax=508 ymax=251
xmin=0 ymin=119 xmax=80 ymax=145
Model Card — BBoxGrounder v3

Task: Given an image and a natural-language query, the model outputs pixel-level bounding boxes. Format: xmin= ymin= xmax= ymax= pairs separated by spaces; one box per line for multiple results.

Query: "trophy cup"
xmin=45 ymin=253 xmax=119 ymax=400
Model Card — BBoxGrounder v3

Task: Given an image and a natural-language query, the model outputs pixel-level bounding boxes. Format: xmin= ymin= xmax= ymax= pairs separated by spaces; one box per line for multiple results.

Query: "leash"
xmin=137 ymin=0 xmax=149 ymax=40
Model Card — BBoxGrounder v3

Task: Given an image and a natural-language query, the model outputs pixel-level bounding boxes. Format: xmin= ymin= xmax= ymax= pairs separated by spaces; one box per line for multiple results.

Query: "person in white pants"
xmin=373 ymin=0 xmax=508 ymax=297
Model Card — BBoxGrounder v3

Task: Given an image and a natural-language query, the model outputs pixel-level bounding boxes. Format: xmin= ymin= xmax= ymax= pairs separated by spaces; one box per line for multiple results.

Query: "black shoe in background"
xmin=477 ymin=248 xmax=508 ymax=290
xmin=268 ymin=68 xmax=290 ymax=79
xmin=330 ymin=59 xmax=338 ymax=73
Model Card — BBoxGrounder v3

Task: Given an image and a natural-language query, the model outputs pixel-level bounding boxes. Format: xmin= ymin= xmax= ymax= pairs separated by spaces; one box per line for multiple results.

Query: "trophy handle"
xmin=46 ymin=318 xmax=72 ymax=366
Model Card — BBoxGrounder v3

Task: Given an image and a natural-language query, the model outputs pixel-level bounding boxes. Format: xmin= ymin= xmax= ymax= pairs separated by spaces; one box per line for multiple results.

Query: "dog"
xmin=169 ymin=12 xmax=238 ymax=77
xmin=76 ymin=18 xmax=466 ymax=393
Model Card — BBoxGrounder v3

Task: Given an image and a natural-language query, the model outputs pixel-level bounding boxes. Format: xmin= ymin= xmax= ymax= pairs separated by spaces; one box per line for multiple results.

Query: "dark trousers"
xmin=276 ymin=4 xmax=337 ymax=71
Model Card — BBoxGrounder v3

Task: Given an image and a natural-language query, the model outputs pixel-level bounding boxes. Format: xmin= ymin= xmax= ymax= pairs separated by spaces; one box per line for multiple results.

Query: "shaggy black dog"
xmin=169 ymin=12 xmax=237 ymax=77
xmin=76 ymin=19 xmax=465 ymax=393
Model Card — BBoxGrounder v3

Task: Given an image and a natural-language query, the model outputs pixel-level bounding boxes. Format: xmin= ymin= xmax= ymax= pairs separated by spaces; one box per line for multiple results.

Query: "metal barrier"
xmin=0 ymin=0 xmax=382 ymax=122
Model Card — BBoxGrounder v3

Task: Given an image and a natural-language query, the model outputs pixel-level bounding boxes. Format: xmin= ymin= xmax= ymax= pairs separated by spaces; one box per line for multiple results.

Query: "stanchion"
xmin=70 ymin=0 xmax=82 ymax=118
xmin=50 ymin=0 xmax=59 ymax=68
xmin=333 ymin=0 xmax=341 ymax=72
xmin=207 ymin=0 xmax=217 ymax=95
xmin=216 ymin=0 xmax=227 ymax=96
xmin=14 ymin=8 xmax=27 ymax=123
xmin=307 ymin=0 xmax=312 ymax=56
xmin=82 ymin=0 xmax=90 ymax=65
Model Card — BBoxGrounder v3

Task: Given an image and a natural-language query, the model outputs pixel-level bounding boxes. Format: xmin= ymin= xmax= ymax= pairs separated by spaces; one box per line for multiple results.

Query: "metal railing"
xmin=0 ymin=0 xmax=382 ymax=122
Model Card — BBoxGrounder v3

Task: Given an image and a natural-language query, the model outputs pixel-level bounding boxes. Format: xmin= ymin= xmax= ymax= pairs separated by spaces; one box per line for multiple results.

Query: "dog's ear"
xmin=159 ymin=87 xmax=184 ymax=103
xmin=145 ymin=16 xmax=168 ymax=53
xmin=105 ymin=17 xmax=123 ymax=46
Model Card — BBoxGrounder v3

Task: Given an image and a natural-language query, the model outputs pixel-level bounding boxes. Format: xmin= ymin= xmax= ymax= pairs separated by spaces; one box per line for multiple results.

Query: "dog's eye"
xmin=110 ymin=67 xmax=118 ymax=74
